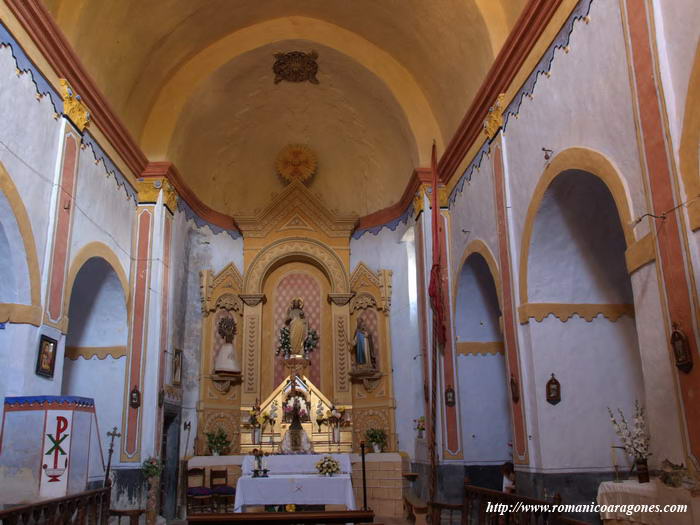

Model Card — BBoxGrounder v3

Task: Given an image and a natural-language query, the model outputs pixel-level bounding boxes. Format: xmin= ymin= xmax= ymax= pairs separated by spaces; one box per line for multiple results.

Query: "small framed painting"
xmin=172 ymin=348 xmax=183 ymax=386
xmin=36 ymin=334 xmax=58 ymax=378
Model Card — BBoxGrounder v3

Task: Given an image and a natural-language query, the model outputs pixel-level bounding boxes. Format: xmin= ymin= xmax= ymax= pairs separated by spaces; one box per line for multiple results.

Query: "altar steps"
xmin=187 ymin=509 xmax=376 ymax=524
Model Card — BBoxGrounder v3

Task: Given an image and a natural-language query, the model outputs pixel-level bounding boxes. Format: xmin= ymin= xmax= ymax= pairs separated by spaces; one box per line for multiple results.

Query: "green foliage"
xmin=365 ymin=428 xmax=387 ymax=449
xmin=205 ymin=427 xmax=231 ymax=454
xmin=141 ymin=456 xmax=162 ymax=478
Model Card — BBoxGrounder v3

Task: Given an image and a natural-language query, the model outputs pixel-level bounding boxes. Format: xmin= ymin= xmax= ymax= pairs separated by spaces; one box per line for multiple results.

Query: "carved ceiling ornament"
xmin=273 ymin=51 xmax=319 ymax=84
xmin=276 ymin=144 xmax=317 ymax=184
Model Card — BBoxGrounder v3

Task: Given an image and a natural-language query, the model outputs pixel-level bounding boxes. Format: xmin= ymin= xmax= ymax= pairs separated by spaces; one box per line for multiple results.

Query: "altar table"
xmin=233 ymin=473 xmax=355 ymax=512
xmin=241 ymin=453 xmax=351 ymax=476
xmin=597 ymin=479 xmax=698 ymax=525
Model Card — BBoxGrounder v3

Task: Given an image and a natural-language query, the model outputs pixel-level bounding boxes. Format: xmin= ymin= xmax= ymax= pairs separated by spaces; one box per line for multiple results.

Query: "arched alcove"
xmin=62 ymin=256 xmax=128 ymax=462
xmin=455 ymin=248 xmax=512 ymax=481
xmin=525 ymin=169 xmax=644 ymax=471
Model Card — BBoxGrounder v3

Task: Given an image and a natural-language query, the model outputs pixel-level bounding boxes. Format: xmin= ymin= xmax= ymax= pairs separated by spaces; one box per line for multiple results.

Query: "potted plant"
xmin=608 ymin=401 xmax=651 ymax=483
xmin=365 ymin=428 xmax=387 ymax=453
xmin=205 ymin=427 xmax=231 ymax=456
xmin=141 ymin=457 xmax=162 ymax=525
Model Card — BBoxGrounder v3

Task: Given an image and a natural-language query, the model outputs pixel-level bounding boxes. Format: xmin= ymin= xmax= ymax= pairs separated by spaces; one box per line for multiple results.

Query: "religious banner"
xmin=39 ymin=410 xmax=73 ymax=499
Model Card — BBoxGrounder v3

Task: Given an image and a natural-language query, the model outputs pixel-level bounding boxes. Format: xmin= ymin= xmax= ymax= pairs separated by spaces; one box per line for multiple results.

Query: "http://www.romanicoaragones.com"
xmin=486 ymin=500 xmax=688 ymax=518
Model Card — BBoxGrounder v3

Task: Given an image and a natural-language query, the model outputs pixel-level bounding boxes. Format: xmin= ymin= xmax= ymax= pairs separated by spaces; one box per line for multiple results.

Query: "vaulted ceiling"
xmin=43 ymin=0 xmax=526 ymax=217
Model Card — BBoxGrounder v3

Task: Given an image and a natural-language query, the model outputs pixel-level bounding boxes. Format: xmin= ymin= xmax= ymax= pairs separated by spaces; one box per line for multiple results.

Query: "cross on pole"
xmin=104 ymin=427 xmax=121 ymax=487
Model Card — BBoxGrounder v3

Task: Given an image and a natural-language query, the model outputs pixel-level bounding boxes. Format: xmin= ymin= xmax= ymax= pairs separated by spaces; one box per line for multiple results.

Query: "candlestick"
xmin=610 ymin=444 xmax=617 ymax=468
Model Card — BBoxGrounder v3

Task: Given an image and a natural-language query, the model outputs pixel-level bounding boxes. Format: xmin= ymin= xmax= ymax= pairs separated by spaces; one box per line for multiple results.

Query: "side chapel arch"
xmin=0 ymin=161 xmax=42 ymax=325
xmin=518 ymin=147 xmax=636 ymax=308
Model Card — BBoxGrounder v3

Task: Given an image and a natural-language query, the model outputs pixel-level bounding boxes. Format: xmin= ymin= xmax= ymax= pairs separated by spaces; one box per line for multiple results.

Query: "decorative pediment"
xmin=200 ymin=262 xmax=244 ymax=314
xmin=350 ymin=263 xmax=393 ymax=312
xmin=236 ymin=181 xmax=357 ymax=239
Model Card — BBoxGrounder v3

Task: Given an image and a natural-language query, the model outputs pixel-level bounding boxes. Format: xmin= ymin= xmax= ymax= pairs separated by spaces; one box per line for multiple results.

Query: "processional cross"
xmin=104 ymin=426 xmax=121 ymax=487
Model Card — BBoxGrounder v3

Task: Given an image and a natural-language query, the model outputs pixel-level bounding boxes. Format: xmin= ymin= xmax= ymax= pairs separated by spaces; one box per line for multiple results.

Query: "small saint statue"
xmin=351 ymin=318 xmax=376 ymax=369
xmin=214 ymin=316 xmax=240 ymax=374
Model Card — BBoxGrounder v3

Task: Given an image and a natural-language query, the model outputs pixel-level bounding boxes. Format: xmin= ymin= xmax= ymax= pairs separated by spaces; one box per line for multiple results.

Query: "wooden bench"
xmin=187 ymin=509 xmax=375 ymax=524
xmin=403 ymin=492 xmax=428 ymax=525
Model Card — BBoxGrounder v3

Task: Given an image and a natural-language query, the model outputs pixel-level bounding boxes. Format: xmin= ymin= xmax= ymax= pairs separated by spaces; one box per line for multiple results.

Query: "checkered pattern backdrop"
xmin=357 ymin=308 xmax=380 ymax=369
xmin=274 ymin=273 xmax=322 ymax=387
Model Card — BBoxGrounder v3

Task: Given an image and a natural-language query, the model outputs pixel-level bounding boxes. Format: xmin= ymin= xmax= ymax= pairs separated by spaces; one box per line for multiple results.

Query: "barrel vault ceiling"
xmin=43 ymin=0 xmax=526 ymax=217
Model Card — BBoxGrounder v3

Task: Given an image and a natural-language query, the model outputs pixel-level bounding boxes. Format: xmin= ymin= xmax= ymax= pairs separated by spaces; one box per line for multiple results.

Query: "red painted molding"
xmin=438 ymin=0 xmax=564 ymax=184
xmin=141 ymin=162 xmax=239 ymax=232
xmin=5 ymin=0 xmax=564 ymax=235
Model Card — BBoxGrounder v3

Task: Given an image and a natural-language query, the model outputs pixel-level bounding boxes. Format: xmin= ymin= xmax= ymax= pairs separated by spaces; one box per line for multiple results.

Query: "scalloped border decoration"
xmin=518 ymin=302 xmax=634 ymax=324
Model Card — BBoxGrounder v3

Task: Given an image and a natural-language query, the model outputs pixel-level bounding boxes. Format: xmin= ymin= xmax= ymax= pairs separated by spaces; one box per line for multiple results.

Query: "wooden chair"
xmin=210 ymin=469 xmax=235 ymax=512
xmin=187 ymin=467 xmax=214 ymax=514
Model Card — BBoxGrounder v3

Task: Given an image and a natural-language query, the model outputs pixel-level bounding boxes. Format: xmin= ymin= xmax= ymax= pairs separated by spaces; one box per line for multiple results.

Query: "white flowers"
xmin=608 ymin=400 xmax=651 ymax=460
xmin=315 ymin=455 xmax=341 ymax=476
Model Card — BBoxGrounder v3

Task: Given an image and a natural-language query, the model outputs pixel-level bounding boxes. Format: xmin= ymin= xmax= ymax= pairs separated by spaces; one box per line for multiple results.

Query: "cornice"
xmin=354 ymin=168 xmax=430 ymax=236
xmin=141 ymin=162 xmax=239 ymax=234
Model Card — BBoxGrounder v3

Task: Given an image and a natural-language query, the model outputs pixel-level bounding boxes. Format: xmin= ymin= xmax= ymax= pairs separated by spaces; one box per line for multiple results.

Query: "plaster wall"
xmin=454 ymin=254 xmax=511 ymax=464
xmin=70 ymin=145 xmax=135 ymax=277
xmin=0 ymin=325 xmax=64 ymax=422
xmin=350 ymin=220 xmax=422 ymax=457
xmin=503 ymin=0 xmax=649 ymax=245
xmin=65 ymin=258 xmax=128 ymax=348
xmin=0 ymin=189 xmax=29 ymax=304
xmin=457 ymin=355 xmax=512 ymax=464
xmin=526 ymin=315 xmax=643 ymax=471
xmin=171 ymin=212 xmax=244 ymax=457
xmin=449 ymin=150 xmax=499 ymax=277
xmin=61 ymin=355 xmax=125 ymax=466
xmin=651 ymin=0 xmax=700 ymax=151
xmin=0 ymin=47 xmax=61 ymax=279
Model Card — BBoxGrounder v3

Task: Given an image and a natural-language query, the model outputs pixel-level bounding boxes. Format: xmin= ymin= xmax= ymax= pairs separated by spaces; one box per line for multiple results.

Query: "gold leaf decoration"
xmin=276 ymin=144 xmax=317 ymax=184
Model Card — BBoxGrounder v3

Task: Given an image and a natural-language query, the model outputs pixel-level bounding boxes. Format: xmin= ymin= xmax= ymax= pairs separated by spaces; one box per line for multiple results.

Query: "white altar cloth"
xmin=241 ymin=453 xmax=351 ymax=476
xmin=233 ymin=474 xmax=355 ymax=512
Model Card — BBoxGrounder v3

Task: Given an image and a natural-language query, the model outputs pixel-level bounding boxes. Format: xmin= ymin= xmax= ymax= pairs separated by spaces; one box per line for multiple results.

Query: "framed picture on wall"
xmin=172 ymin=348 xmax=183 ymax=386
xmin=35 ymin=334 xmax=57 ymax=378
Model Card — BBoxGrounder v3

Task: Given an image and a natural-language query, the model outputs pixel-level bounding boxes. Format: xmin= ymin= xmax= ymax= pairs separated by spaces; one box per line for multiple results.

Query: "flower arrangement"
xmin=414 ymin=416 xmax=425 ymax=432
xmin=276 ymin=326 xmax=320 ymax=359
xmin=141 ymin=456 xmax=162 ymax=479
xmin=326 ymin=406 xmax=344 ymax=427
xmin=365 ymin=428 xmax=387 ymax=452
xmin=315 ymin=455 xmax=341 ymax=476
xmin=608 ymin=401 xmax=651 ymax=460
xmin=285 ymin=504 xmax=296 ymax=512
xmin=248 ymin=402 xmax=262 ymax=428
xmin=205 ymin=427 xmax=231 ymax=455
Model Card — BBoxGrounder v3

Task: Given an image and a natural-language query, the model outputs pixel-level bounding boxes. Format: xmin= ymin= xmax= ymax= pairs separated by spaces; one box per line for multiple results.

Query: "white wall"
xmin=351 ymin=219 xmax=423 ymax=457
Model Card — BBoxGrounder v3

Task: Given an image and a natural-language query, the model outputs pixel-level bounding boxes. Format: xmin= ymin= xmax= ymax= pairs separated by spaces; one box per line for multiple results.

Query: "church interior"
xmin=0 ymin=0 xmax=699 ymax=523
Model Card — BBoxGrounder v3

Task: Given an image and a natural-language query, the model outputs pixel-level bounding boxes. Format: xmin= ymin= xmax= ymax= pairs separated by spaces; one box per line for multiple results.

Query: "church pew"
xmin=187 ymin=509 xmax=375 ymax=524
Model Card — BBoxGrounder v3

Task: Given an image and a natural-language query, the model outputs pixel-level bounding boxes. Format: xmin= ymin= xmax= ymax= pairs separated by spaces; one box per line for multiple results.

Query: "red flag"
xmin=427 ymin=142 xmax=446 ymax=348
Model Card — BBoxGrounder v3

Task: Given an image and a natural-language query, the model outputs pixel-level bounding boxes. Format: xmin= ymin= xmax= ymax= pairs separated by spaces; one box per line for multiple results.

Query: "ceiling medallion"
xmin=276 ymin=144 xmax=317 ymax=184
xmin=273 ymin=51 xmax=319 ymax=84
